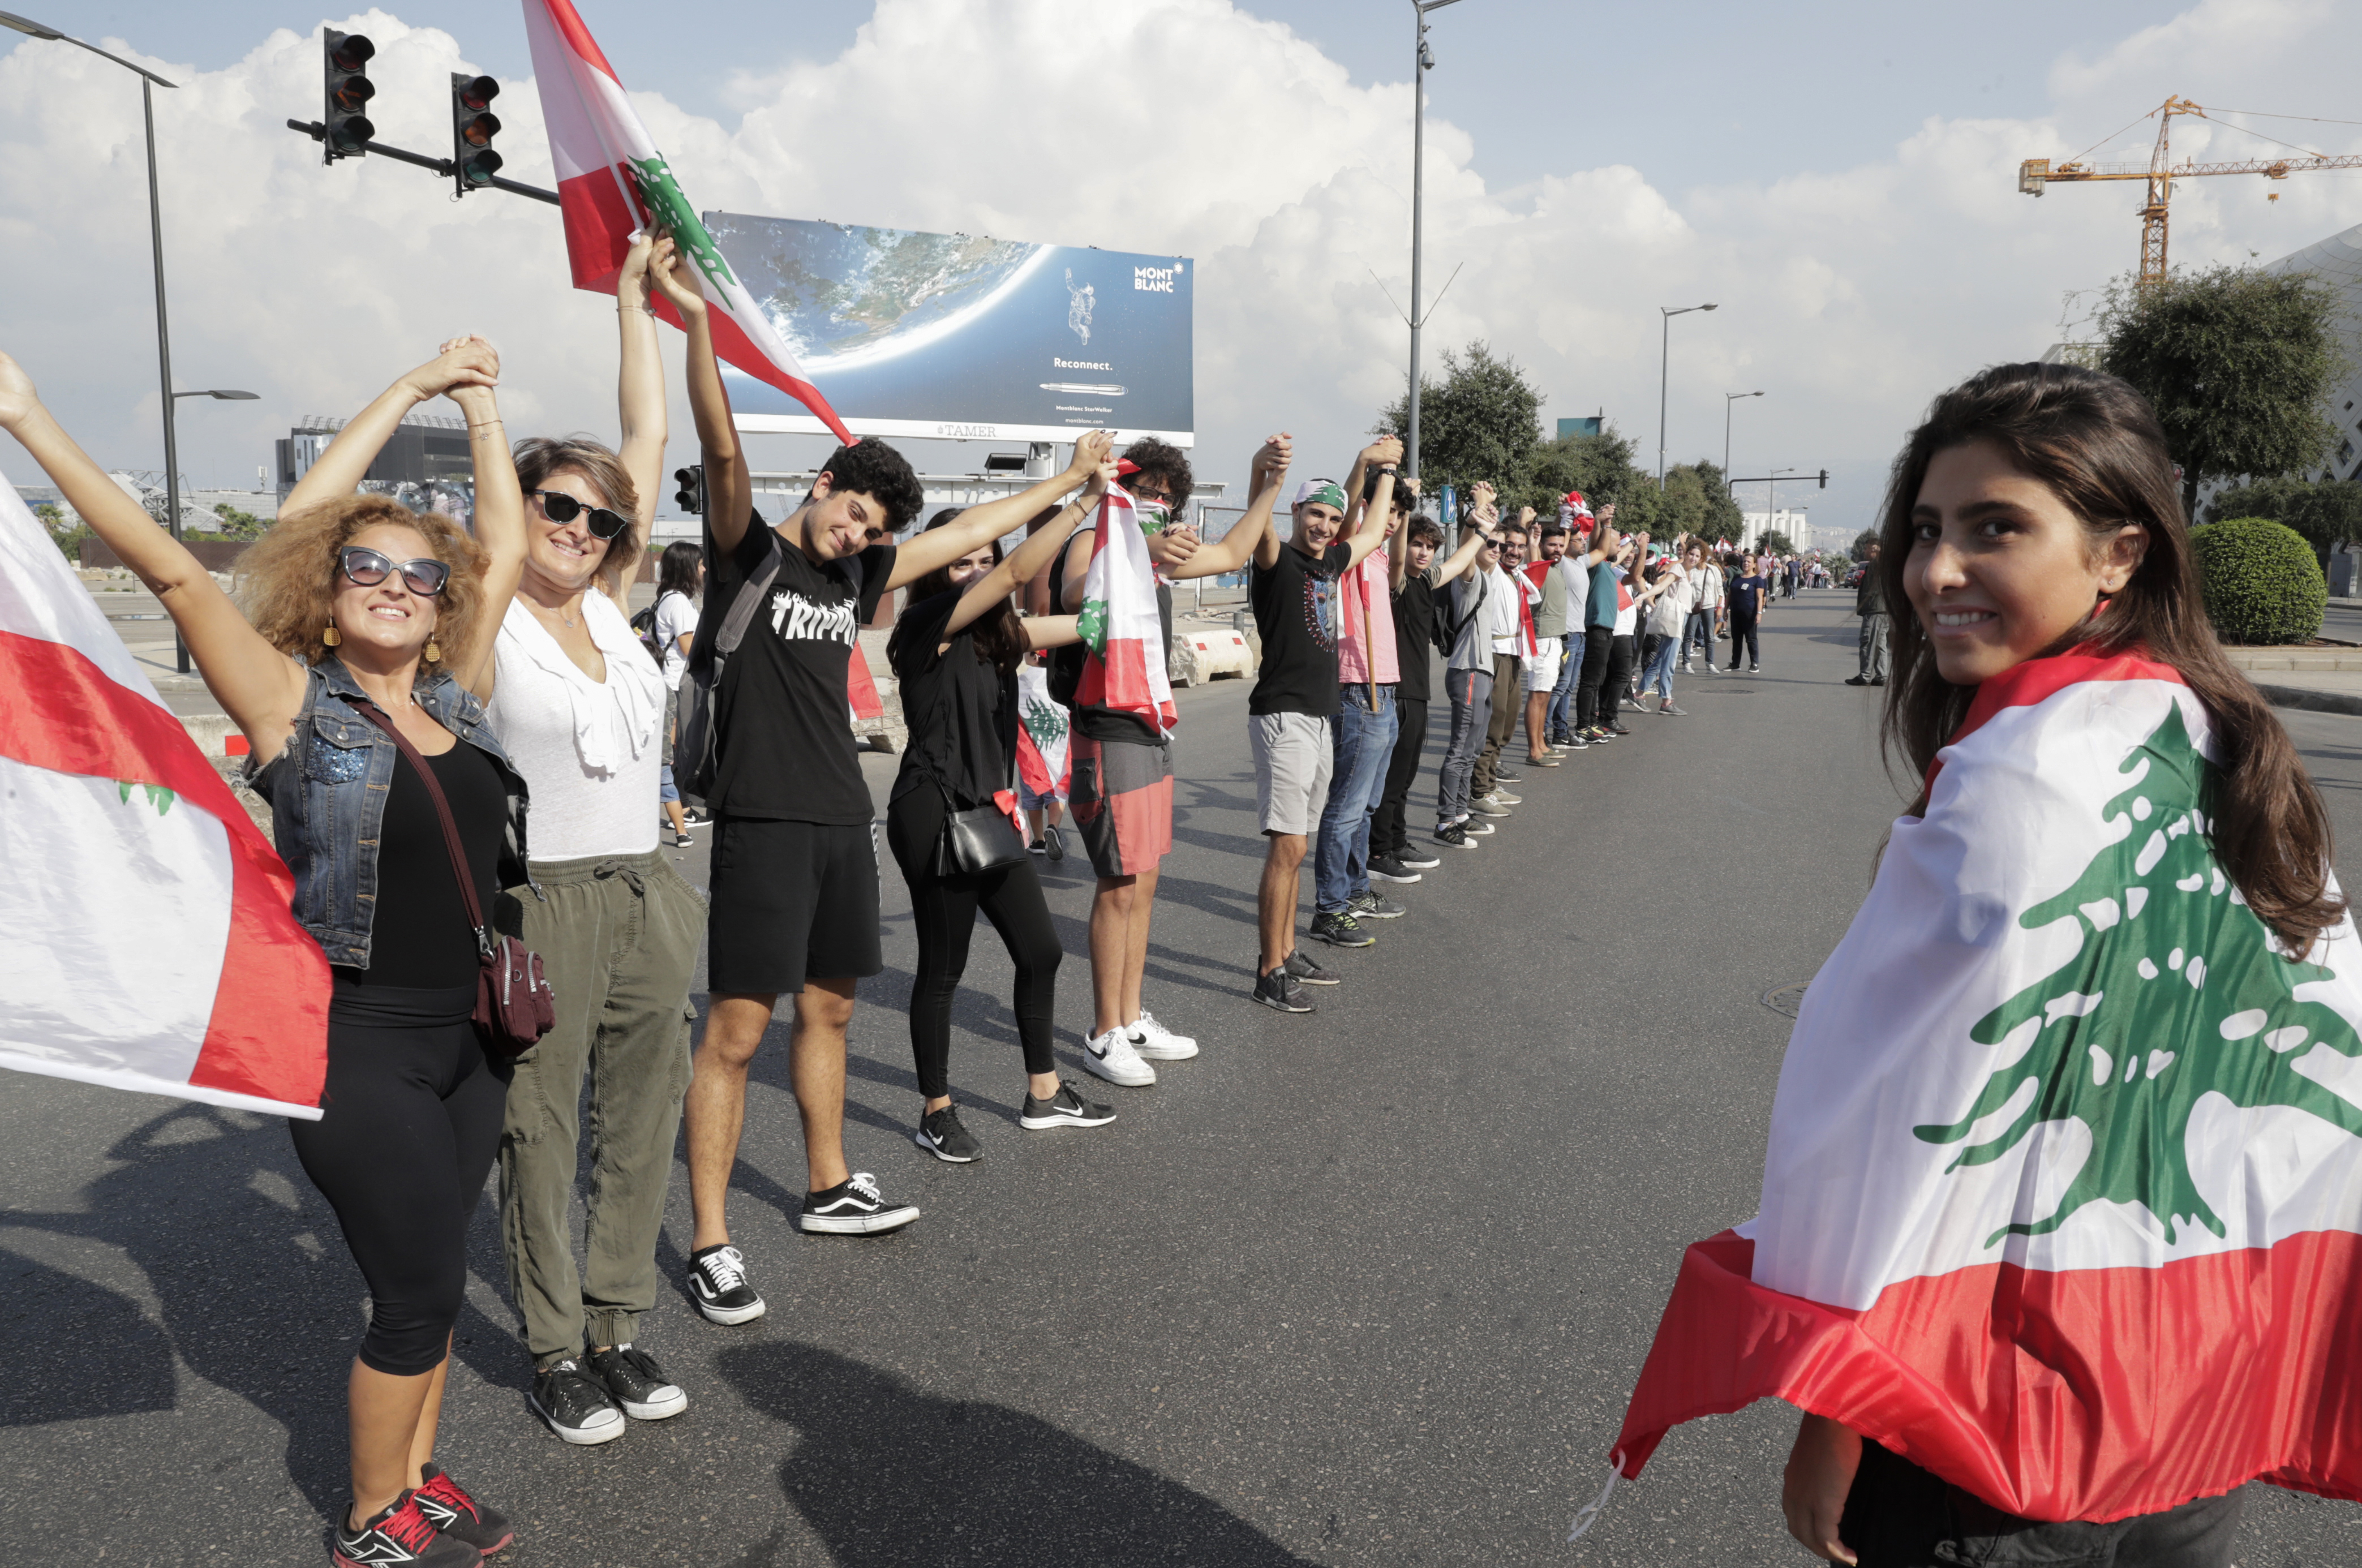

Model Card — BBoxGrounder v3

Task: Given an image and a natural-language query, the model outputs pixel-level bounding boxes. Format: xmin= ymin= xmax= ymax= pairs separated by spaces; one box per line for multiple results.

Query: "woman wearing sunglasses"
xmin=2 ymin=337 xmax=530 ymax=1565
xmin=283 ymin=234 xmax=706 ymax=1450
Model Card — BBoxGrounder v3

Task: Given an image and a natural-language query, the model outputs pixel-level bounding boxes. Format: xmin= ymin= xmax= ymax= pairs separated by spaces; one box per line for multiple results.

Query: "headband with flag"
xmin=522 ymin=0 xmax=854 ymax=446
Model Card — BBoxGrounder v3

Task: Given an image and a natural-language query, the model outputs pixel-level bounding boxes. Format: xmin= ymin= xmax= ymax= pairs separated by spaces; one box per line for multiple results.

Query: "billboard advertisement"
xmin=704 ymin=212 xmax=1193 ymax=447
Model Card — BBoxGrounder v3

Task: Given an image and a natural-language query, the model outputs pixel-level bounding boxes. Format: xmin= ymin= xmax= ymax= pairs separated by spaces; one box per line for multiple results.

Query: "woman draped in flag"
xmin=1611 ymin=362 xmax=2362 ymax=1567
xmin=884 ymin=435 xmax=1123 ymax=1162
xmin=0 ymin=340 xmax=529 ymax=1565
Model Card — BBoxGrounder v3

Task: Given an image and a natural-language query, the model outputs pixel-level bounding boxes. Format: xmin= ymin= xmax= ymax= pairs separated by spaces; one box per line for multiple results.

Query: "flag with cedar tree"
xmin=1614 ymin=651 xmax=2362 ymax=1522
xmin=1073 ymin=482 xmax=1175 ymax=737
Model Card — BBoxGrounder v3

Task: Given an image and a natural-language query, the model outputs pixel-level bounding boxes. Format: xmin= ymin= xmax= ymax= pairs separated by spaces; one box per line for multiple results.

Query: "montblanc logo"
xmin=1055 ymin=357 xmax=1113 ymax=372
xmin=1133 ymin=264 xmax=1179 ymax=293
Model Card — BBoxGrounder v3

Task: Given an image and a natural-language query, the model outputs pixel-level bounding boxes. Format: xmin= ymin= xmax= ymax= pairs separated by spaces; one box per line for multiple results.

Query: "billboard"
xmin=705 ymin=212 xmax=1193 ymax=447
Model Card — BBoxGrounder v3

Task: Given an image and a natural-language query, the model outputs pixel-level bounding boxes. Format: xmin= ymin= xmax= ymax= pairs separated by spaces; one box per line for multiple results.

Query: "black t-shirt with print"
xmin=701 ymin=509 xmax=896 ymax=824
xmin=1248 ymin=539 xmax=1351 ymax=718
xmin=888 ymin=588 xmax=1017 ymax=811
xmin=1391 ymin=573 xmax=1437 ymax=706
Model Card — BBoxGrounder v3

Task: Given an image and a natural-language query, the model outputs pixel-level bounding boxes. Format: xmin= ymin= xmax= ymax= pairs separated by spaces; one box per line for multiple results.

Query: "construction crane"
xmin=2020 ymin=96 xmax=2362 ymax=285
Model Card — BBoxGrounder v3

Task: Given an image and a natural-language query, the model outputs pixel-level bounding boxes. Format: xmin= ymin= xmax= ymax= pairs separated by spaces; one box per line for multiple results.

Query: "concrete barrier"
xmin=1171 ymin=627 xmax=1253 ymax=686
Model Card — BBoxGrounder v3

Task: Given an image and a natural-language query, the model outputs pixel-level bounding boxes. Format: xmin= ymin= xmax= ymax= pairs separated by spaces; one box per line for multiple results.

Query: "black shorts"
xmin=706 ymin=816 xmax=882 ymax=995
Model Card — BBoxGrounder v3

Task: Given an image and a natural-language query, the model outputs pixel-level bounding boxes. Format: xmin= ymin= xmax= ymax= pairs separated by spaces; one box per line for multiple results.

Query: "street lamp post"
xmin=1724 ymin=389 xmax=1762 ymax=479
xmin=1405 ymin=0 xmax=1461 ymax=484
xmin=1657 ymin=302 xmax=1717 ymax=490
xmin=0 ymin=11 xmax=195 ymax=669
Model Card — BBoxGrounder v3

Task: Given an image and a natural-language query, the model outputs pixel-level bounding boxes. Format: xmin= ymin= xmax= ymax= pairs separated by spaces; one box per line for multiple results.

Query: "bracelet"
xmin=618 ymin=304 xmax=650 ymax=315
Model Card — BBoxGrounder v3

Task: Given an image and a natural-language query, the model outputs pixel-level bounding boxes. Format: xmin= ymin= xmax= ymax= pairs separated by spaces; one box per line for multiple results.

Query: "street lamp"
xmin=1657 ymin=302 xmax=1717 ymax=490
xmin=0 ymin=10 xmax=194 ymax=671
xmin=175 ymin=389 xmax=260 ymax=401
xmin=1723 ymin=390 xmax=1762 ymax=479
xmin=1405 ymin=0 xmax=1462 ymax=483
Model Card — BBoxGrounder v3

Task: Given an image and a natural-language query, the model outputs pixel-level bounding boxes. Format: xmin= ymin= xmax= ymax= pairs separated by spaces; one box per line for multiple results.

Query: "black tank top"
xmin=336 ymin=741 xmax=506 ymax=990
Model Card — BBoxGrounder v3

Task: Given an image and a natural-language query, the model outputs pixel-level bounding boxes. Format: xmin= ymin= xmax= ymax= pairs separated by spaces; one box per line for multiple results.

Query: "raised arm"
xmin=1387 ymin=472 xmax=1420 ymax=592
xmin=652 ymin=239 xmax=750 ymax=555
xmin=1339 ymin=437 xmax=1400 ymax=573
xmin=606 ymin=232 xmax=668 ymax=603
xmin=886 ymin=431 xmax=1113 ymax=590
xmin=445 ymin=367 xmax=526 ymax=701
xmin=942 ymin=453 xmax=1112 ymax=640
xmin=281 ymin=341 xmax=501 ymax=515
xmin=1431 ymin=488 xmax=1495 ymax=587
xmin=0 ymin=350 xmax=305 ymax=757
xmin=1170 ymin=435 xmax=1291 ymax=580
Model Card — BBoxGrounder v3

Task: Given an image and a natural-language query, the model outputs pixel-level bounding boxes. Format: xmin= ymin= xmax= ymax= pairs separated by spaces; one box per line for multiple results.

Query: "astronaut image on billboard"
xmin=706 ymin=211 xmax=1195 ymax=446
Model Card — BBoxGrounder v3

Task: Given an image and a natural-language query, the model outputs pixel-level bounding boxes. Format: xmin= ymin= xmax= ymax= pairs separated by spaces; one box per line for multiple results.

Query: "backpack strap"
xmin=714 ymin=529 xmax=785 ymax=656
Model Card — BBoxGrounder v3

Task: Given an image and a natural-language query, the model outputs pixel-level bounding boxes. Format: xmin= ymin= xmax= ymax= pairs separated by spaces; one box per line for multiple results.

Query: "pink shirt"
xmin=1335 ymin=548 xmax=1399 ymax=686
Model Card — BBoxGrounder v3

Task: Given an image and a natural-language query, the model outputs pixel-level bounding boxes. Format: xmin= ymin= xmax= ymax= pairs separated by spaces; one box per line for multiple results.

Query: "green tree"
xmin=1760 ymin=528 xmax=1797 ymax=556
xmin=2200 ymin=476 xmax=2362 ymax=556
xmin=1851 ymin=527 xmax=1880 ymax=561
xmin=1375 ymin=341 xmax=1545 ymax=499
xmin=2098 ymin=264 xmax=2347 ymax=518
xmin=213 ymin=504 xmax=268 ymax=542
xmin=1526 ymin=423 xmax=1644 ymax=519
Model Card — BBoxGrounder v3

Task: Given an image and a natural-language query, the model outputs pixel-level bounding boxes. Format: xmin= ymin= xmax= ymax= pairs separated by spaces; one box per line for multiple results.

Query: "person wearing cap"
xmin=1310 ymin=451 xmax=1415 ymax=940
xmin=1248 ymin=448 xmax=1392 ymax=1007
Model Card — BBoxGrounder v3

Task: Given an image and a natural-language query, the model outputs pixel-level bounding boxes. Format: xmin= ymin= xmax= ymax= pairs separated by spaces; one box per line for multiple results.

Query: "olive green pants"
xmin=496 ymin=849 xmax=705 ymax=1368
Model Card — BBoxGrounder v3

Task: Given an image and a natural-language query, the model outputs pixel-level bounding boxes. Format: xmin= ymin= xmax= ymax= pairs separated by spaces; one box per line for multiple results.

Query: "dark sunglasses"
xmin=340 ymin=546 xmax=451 ymax=598
xmin=530 ymin=489 xmax=632 ymax=541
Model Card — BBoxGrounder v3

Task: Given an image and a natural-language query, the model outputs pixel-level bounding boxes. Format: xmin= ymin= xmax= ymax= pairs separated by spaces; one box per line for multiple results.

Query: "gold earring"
xmin=321 ymin=623 xmax=342 ymax=647
xmin=424 ymin=638 xmax=443 ymax=664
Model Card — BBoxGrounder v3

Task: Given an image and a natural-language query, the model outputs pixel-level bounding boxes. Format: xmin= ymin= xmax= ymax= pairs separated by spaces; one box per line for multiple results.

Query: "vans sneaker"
xmin=685 ymin=1243 xmax=766 ymax=1326
xmin=1127 ymin=1011 xmax=1198 ymax=1060
xmin=585 ymin=1343 xmax=686 ymax=1421
xmin=1082 ymin=1026 xmax=1157 ymax=1087
xmin=529 ymin=1359 xmax=626 ymax=1446
xmin=800 ymin=1172 xmax=920 ymax=1235
xmin=1021 ymin=1080 xmax=1119 ymax=1130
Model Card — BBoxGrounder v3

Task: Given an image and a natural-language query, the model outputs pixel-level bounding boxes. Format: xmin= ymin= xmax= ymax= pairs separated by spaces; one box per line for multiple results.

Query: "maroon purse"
xmin=351 ymin=701 xmax=555 ymax=1055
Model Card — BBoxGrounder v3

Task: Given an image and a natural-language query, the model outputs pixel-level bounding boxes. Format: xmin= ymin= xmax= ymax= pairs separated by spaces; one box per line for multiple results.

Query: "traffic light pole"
xmin=144 ymin=74 xmax=189 ymax=674
xmin=286 ymin=119 xmax=559 ymax=206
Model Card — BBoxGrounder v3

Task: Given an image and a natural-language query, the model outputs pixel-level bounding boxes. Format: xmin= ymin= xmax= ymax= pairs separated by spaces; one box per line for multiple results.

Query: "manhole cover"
xmin=1761 ymin=981 xmax=1809 ymax=1018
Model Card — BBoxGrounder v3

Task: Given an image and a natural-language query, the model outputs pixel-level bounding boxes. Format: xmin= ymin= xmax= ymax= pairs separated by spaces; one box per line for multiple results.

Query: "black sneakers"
xmin=1285 ymin=947 xmax=1339 ymax=986
xmin=530 ymin=1357 xmax=626 ymax=1446
xmin=1309 ymin=909 xmax=1375 ymax=948
xmin=1252 ymin=964 xmax=1315 ymax=1012
xmin=1397 ymin=845 xmax=1442 ymax=869
xmin=585 ymin=1343 xmax=688 ymax=1421
xmin=1367 ymin=854 xmax=1422 ymax=884
xmin=1020 ymin=1080 xmax=1118 ymax=1131
xmin=414 ymin=1462 xmax=513 ymax=1556
xmin=1347 ymin=891 xmax=1405 ymax=920
xmin=1433 ymin=821 xmax=1476 ymax=850
xmin=686 ymin=1243 xmax=767 ymax=1326
xmin=914 ymin=1104 xmax=984 ymax=1162
xmin=333 ymin=1492 xmax=481 ymax=1567
xmin=800 ymin=1171 xmax=920 ymax=1235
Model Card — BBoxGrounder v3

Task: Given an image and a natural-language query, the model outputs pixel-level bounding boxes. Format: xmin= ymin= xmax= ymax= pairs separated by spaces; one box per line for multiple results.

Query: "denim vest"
xmin=249 ymin=660 xmax=532 ymax=969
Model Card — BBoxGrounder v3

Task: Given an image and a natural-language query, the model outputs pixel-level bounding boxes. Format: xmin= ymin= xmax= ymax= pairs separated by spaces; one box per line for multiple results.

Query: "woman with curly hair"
xmin=1 ymin=337 xmax=527 ymax=1565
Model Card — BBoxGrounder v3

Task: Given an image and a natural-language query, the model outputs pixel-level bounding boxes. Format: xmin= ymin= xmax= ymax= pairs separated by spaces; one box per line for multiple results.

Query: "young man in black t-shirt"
xmin=1371 ymin=496 xmax=1494 ymax=879
xmin=674 ymin=299 xmax=1119 ymax=1323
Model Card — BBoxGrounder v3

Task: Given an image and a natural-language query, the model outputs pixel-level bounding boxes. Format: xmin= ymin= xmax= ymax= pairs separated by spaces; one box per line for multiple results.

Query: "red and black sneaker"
xmin=330 ymin=1490 xmax=480 ymax=1566
xmin=415 ymin=1462 xmax=513 ymax=1555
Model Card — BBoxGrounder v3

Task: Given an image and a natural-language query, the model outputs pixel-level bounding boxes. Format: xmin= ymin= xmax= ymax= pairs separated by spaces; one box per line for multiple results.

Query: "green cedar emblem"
xmin=1915 ymin=701 xmax=2362 ymax=1244
xmin=116 ymin=780 xmax=174 ymax=817
xmin=1023 ymin=694 xmax=1068 ymax=745
xmin=625 ymin=155 xmax=738 ymax=293
xmin=1076 ymin=597 xmax=1109 ymax=656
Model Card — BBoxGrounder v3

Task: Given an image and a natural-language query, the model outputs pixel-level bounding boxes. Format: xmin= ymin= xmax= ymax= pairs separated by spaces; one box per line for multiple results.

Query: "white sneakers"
xmin=1083 ymin=1026 xmax=1156 ymax=1086
xmin=1127 ymin=1010 xmax=1199 ymax=1060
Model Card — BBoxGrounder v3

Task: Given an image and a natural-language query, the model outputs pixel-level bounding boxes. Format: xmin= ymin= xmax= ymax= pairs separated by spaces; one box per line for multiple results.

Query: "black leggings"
xmin=289 ymin=983 xmax=509 ymax=1377
xmin=1370 ymin=697 xmax=1428 ymax=858
xmin=1728 ymin=613 xmax=1760 ymax=668
xmin=886 ymin=787 xmax=1063 ymax=1099
xmin=1575 ymin=625 xmax=1614 ymax=729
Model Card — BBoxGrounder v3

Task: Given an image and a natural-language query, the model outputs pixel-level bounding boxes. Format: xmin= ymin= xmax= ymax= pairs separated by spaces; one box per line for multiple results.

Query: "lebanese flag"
xmin=522 ymin=0 xmax=854 ymax=446
xmin=847 ymin=642 xmax=883 ymax=722
xmin=1613 ymin=650 xmax=2362 ymax=1522
xmin=1074 ymin=483 xmax=1176 ymax=737
xmin=0 ymin=474 xmax=328 ymax=1119
xmin=1014 ymin=662 xmax=1070 ymax=801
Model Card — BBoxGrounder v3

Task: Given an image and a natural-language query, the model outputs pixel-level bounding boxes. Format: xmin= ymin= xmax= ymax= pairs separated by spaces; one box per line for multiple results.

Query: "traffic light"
xmin=673 ymin=465 xmax=706 ymax=519
xmin=450 ymin=73 xmax=504 ymax=195
xmin=1817 ymin=469 xmax=1830 ymax=489
xmin=322 ymin=29 xmax=376 ymax=163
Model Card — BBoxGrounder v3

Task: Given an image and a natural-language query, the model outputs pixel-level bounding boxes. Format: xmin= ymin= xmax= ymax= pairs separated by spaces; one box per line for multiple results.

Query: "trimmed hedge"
xmin=2189 ymin=517 xmax=2325 ymax=647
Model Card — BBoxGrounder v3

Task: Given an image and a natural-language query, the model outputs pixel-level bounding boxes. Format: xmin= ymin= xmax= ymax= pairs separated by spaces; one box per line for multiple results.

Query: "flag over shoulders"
xmin=1614 ymin=650 xmax=2362 ymax=1522
xmin=521 ymin=0 xmax=854 ymax=446
xmin=0 ymin=474 xmax=327 ymax=1118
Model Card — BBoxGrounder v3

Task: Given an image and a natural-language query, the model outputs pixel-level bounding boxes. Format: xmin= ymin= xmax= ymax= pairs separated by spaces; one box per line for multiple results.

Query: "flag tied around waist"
xmin=0 ymin=473 xmax=327 ymax=1119
xmin=1074 ymin=482 xmax=1175 ymax=738
xmin=523 ymin=0 xmax=854 ymax=445
xmin=1614 ymin=651 xmax=2362 ymax=1522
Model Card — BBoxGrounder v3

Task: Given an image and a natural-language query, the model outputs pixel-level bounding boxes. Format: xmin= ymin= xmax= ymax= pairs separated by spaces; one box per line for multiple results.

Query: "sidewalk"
xmin=2224 ymin=647 xmax=2362 ymax=718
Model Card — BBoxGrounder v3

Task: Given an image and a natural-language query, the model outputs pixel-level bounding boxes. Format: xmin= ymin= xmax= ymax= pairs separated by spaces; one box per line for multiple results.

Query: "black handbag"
xmin=934 ymin=785 xmax=1030 ymax=878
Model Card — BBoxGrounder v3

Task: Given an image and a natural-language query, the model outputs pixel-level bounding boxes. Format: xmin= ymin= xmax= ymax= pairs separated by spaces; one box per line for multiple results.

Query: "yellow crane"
xmin=2020 ymin=96 xmax=2362 ymax=285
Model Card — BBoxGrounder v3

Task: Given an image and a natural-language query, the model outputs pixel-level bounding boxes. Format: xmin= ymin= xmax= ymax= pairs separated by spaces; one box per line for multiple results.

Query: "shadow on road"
xmin=718 ymin=1340 xmax=1319 ymax=1567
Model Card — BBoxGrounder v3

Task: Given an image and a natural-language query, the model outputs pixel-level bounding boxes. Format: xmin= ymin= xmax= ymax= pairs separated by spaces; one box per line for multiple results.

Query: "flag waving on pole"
xmin=522 ymin=0 xmax=855 ymax=446
xmin=0 ymin=474 xmax=327 ymax=1119
xmin=1613 ymin=651 xmax=2362 ymax=1522
xmin=1074 ymin=482 xmax=1176 ymax=738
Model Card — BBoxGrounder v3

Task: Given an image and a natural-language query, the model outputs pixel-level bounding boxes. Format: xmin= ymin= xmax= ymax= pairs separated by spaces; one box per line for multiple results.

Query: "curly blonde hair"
xmin=238 ymin=495 xmax=487 ymax=682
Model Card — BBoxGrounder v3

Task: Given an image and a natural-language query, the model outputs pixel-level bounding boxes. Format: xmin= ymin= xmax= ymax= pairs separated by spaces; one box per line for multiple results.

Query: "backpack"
xmin=675 ymin=531 xmax=863 ymax=799
xmin=629 ymin=602 xmax=665 ymax=670
xmin=1439 ymin=569 xmax=1489 ymax=656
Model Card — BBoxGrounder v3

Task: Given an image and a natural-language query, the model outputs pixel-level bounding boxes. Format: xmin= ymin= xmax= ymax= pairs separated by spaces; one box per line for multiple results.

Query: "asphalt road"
xmin=8 ymin=592 xmax=2362 ymax=1566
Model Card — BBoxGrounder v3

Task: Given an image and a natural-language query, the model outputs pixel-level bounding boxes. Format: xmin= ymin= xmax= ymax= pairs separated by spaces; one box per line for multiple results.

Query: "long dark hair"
xmin=887 ymin=506 xmax=1027 ymax=675
xmin=656 ymin=539 xmax=701 ymax=600
xmin=1877 ymin=361 xmax=2340 ymax=953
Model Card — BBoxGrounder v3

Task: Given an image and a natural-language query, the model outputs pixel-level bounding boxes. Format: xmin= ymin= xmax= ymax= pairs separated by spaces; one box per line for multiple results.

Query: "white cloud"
xmin=2 ymin=0 xmax=2359 ymax=538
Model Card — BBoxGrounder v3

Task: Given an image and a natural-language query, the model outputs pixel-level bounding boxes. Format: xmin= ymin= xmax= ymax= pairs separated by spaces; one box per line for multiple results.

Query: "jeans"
xmin=1313 ymin=685 xmax=1398 ymax=914
xmin=1728 ymin=614 xmax=1760 ymax=668
xmin=1546 ymin=633 xmax=1582 ymax=740
xmin=1437 ymin=666 xmax=1492 ymax=823
xmin=1681 ymin=608 xmax=1715 ymax=665
xmin=1371 ymin=696 xmax=1427 ymax=859
xmin=1858 ymin=611 xmax=1890 ymax=680
xmin=1642 ymin=630 xmax=1680 ymax=702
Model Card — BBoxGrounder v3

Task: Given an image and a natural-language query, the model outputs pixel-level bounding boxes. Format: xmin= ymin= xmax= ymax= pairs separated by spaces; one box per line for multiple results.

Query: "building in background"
xmin=1737 ymin=506 xmax=1813 ymax=552
xmin=279 ymin=410 xmax=474 ymax=525
xmin=2262 ymin=222 xmax=2362 ymax=486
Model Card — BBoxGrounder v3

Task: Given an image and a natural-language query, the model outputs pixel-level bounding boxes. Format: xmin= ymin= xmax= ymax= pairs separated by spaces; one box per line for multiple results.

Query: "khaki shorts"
xmin=1249 ymin=710 xmax=1334 ymax=836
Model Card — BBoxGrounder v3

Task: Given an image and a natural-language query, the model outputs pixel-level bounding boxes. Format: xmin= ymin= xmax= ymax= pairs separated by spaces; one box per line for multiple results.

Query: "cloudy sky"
xmin=5 ymin=0 xmax=2361 ymax=540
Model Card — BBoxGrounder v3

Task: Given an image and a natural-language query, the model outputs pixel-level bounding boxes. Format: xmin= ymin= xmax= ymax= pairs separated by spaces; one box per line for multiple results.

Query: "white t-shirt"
xmin=1485 ymin=565 xmax=1523 ymax=654
xmin=652 ymin=589 xmax=698 ymax=689
xmin=487 ymin=592 xmax=667 ymax=862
